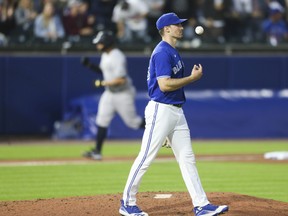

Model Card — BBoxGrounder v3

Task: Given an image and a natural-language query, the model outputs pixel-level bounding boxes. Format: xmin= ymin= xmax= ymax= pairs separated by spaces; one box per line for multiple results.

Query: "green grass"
xmin=0 ymin=140 xmax=287 ymax=160
xmin=0 ymin=140 xmax=287 ymax=202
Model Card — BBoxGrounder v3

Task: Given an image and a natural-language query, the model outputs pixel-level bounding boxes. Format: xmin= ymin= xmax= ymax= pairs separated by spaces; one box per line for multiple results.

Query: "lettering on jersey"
xmin=172 ymin=60 xmax=183 ymax=74
xmin=147 ymin=67 xmax=150 ymax=81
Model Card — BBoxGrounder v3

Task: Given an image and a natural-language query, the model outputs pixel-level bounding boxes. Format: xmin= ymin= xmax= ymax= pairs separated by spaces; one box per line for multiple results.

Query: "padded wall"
xmin=0 ymin=55 xmax=287 ymax=137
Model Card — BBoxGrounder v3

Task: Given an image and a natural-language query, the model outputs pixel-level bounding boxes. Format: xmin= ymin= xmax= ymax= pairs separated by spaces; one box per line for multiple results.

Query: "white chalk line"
xmin=0 ymin=158 xmax=176 ymax=167
xmin=0 ymin=155 xmax=272 ymax=167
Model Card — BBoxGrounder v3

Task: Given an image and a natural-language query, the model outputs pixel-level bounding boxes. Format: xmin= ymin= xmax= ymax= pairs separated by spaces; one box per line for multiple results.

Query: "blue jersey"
xmin=262 ymin=19 xmax=288 ymax=40
xmin=147 ymin=41 xmax=186 ymax=105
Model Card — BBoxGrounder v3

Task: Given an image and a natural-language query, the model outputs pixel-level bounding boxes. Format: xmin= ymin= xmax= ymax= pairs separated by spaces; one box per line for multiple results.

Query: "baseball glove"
xmin=162 ymin=137 xmax=171 ymax=148
xmin=81 ymin=57 xmax=102 ymax=74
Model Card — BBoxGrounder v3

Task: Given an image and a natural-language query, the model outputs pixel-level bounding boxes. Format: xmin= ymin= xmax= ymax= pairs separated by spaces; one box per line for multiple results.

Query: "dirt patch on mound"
xmin=1 ymin=192 xmax=288 ymax=216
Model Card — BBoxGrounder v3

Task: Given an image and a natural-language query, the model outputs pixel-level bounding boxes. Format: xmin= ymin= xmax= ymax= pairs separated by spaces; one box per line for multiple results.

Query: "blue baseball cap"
xmin=156 ymin=13 xmax=187 ymax=30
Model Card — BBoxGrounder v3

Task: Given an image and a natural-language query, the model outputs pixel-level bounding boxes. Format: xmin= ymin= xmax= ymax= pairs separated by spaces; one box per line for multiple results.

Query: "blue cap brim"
xmin=170 ymin=18 xmax=187 ymax=26
xmin=179 ymin=19 xmax=188 ymax=23
xmin=156 ymin=13 xmax=188 ymax=30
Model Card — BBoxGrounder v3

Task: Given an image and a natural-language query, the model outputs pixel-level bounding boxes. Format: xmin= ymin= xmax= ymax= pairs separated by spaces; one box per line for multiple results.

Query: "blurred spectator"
xmin=268 ymin=0 xmax=287 ymax=8
xmin=144 ymin=0 xmax=165 ymax=41
xmin=266 ymin=0 xmax=288 ymax=21
xmin=89 ymin=0 xmax=117 ymax=32
xmin=34 ymin=0 xmax=67 ymax=14
xmin=163 ymin=0 xmax=198 ymax=42
xmin=197 ymin=0 xmax=228 ymax=44
xmin=62 ymin=0 xmax=95 ymax=43
xmin=78 ymin=1 xmax=95 ymax=31
xmin=112 ymin=0 xmax=150 ymax=44
xmin=0 ymin=0 xmax=16 ymax=44
xmin=14 ymin=0 xmax=37 ymax=43
xmin=224 ymin=0 xmax=266 ymax=43
xmin=285 ymin=0 xmax=288 ymax=21
xmin=249 ymin=0 xmax=267 ymax=42
xmin=1 ymin=0 xmax=287 ymax=49
xmin=34 ymin=2 xmax=65 ymax=42
xmin=262 ymin=1 xmax=288 ymax=46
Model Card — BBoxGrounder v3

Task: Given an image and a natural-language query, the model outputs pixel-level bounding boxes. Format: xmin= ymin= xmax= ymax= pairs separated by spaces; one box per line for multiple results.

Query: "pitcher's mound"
xmin=1 ymin=192 xmax=288 ymax=216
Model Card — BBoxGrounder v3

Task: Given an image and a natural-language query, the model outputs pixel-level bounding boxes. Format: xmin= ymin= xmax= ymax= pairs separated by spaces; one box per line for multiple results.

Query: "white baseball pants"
xmin=96 ymin=88 xmax=142 ymax=129
xmin=122 ymin=100 xmax=209 ymax=207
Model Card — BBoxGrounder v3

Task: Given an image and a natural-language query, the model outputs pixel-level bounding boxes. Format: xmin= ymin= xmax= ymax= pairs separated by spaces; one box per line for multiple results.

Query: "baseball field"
xmin=0 ymin=139 xmax=287 ymax=216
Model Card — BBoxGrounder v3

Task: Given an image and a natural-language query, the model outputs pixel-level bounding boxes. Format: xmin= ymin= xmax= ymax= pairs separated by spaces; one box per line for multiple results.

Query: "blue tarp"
xmin=53 ymin=90 xmax=288 ymax=140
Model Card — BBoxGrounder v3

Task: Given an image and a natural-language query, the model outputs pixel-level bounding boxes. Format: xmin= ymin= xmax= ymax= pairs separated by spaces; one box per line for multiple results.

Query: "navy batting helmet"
xmin=92 ymin=30 xmax=115 ymax=50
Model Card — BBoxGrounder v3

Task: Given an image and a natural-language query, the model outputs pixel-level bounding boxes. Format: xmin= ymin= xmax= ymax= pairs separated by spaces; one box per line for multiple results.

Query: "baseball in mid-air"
xmin=195 ymin=26 xmax=204 ymax=35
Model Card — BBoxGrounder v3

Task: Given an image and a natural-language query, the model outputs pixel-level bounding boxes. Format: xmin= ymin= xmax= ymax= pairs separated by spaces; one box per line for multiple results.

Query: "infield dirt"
xmin=1 ymin=191 xmax=288 ymax=216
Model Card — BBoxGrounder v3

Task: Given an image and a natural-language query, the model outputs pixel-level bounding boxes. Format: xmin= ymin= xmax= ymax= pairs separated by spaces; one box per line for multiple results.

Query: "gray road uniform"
xmin=96 ymin=48 xmax=142 ymax=129
xmin=82 ymin=31 xmax=145 ymax=160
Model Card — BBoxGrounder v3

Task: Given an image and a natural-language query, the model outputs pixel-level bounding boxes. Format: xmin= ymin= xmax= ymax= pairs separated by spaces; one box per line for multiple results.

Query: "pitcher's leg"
xmin=122 ymin=127 xmax=163 ymax=206
xmin=170 ymin=130 xmax=209 ymax=207
xmin=122 ymin=102 xmax=176 ymax=206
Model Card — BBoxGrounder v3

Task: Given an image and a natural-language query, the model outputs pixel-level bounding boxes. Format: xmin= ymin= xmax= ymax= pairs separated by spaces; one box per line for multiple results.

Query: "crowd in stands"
xmin=0 ymin=0 xmax=288 ymax=49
